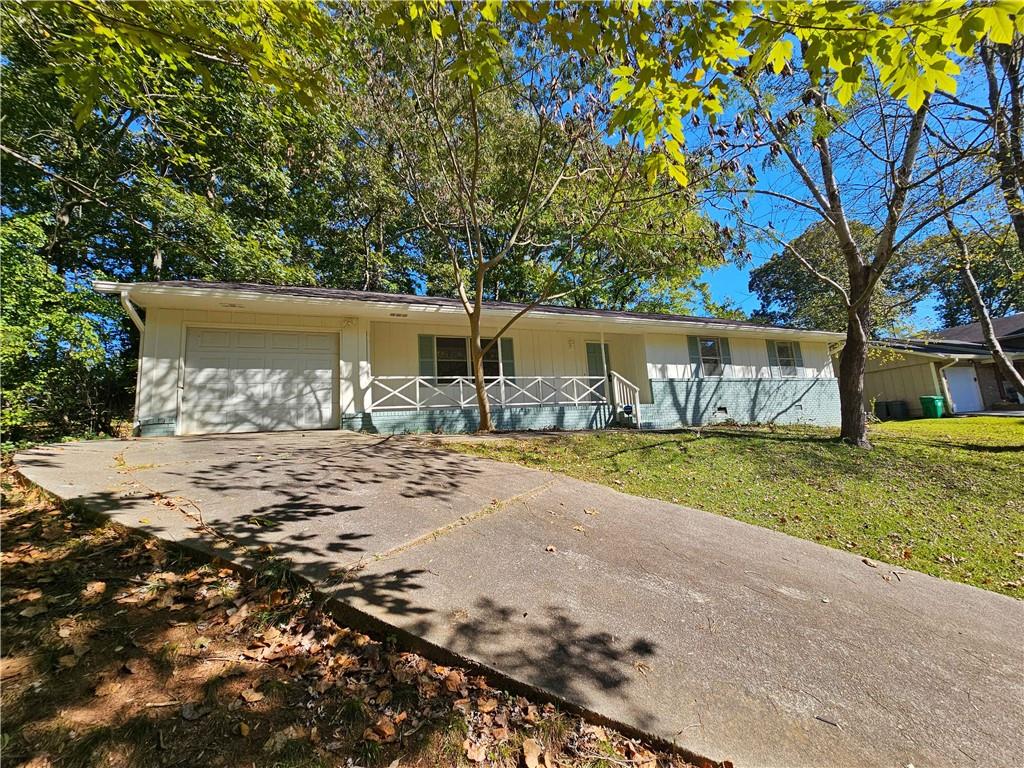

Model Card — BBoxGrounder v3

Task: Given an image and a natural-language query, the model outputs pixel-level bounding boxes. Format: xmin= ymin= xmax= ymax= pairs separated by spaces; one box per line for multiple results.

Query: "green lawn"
xmin=448 ymin=417 xmax=1024 ymax=597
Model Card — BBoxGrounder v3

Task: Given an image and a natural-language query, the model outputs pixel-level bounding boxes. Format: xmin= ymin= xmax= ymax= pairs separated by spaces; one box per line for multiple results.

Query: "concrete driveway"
xmin=16 ymin=431 xmax=1024 ymax=768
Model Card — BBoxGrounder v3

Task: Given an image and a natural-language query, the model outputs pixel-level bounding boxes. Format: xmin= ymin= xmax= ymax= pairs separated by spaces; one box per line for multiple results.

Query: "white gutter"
xmin=93 ymin=280 xmax=844 ymax=342
xmin=119 ymin=290 xmax=145 ymax=332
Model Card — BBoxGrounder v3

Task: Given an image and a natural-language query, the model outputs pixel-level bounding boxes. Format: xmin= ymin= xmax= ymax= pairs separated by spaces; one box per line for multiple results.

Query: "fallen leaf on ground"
xmin=584 ymin=508 xmax=598 ymax=515
xmin=240 ymin=687 xmax=264 ymax=703
xmin=544 ymin=545 xmax=556 ymax=553
xmin=444 ymin=669 xmax=466 ymax=692
xmin=19 ymin=604 xmax=48 ymax=618
xmin=263 ymin=725 xmax=306 ymax=753
xmin=180 ymin=702 xmax=212 ymax=721
xmin=523 ymin=737 xmax=543 ymax=768
xmin=477 ymin=696 xmax=498 ymax=713
xmin=81 ymin=580 xmax=107 ymax=602
xmin=464 ymin=740 xmax=487 ymax=763
xmin=365 ymin=714 xmax=396 ymax=742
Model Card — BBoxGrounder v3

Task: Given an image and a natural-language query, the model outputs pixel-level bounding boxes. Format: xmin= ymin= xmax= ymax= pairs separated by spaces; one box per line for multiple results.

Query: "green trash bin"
xmin=919 ymin=395 xmax=946 ymax=419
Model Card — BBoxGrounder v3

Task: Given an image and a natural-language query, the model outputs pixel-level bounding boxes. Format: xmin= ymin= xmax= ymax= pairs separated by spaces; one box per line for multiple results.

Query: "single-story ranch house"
xmin=863 ymin=313 xmax=1024 ymax=417
xmin=95 ymin=280 xmax=844 ymax=436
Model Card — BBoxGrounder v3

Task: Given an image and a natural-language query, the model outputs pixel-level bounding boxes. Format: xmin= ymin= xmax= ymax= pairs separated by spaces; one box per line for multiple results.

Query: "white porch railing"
xmin=370 ymin=375 xmax=611 ymax=411
xmin=611 ymin=370 xmax=642 ymax=428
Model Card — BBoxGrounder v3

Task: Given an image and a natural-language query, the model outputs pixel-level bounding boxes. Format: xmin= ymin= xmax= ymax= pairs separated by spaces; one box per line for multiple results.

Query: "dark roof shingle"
xmin=931 ymin=313 xmax=1024 ymax=343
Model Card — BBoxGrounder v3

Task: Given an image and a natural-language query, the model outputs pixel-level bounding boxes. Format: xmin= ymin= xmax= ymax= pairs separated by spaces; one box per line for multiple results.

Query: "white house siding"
xmin=369 ymin=321 xmax=649 ymax=400
xmin=136 ymin=307 xmax=359 ymax=434
xmin=131 ymin=300 xmax=838 ymax=434
xmin=645 ymin=334 xmax=833 ymax=381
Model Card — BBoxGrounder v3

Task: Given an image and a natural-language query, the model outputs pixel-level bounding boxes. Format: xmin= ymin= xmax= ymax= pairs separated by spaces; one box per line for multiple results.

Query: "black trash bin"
xmin=888 ymin=400 xmax=909 ymax=420
xmin=874 ymin=400 xmax=891 ymax=421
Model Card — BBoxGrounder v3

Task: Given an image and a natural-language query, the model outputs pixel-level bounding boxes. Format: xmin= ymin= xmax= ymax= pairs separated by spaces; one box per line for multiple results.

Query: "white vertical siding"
xmin=135 ymin=306 xmax=838 ymax=429
xmin=644 ymin=334 xmax=691 ymax=379
xmin=643 ymin=334 xmax=835 ymax=381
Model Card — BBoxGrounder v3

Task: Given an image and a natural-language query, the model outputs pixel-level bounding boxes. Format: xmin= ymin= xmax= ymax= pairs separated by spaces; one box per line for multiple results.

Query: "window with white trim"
xmin=775 ymin=341 xmax=799 ymax=377
xmin=435 ymin=337 xmax=469 ymax=382
xmin=421 ymin=336 xmax=514 ymax=383
xmin=699 ymin=337 xmax=725 ymax=377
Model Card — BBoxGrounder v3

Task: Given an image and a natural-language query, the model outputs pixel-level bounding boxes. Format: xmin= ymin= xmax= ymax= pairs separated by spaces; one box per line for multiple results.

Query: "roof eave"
xmin=93 ymin=280 xmax=844 ymax=340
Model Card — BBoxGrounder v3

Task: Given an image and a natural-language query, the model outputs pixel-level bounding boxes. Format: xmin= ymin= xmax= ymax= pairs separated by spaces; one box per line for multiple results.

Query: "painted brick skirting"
xmin=342 ymin=404 xmax=615 ymax=434
xmin=643 ymin=378 xmax=841 ymax=429
xmin=137 ymin=378 xmax=840 ymax=436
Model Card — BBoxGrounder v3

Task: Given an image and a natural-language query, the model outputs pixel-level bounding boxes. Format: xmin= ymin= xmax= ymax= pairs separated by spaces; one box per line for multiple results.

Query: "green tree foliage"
xmin=348 ymin=9 xmax=725 ymax=428
xmin=749 ymin=222 xmax=923 ymax=335
xmin=920 ymin=224 xmax=1024 ymax=328
xmin=388 ymin=0 xmax=1020 ymax=182
xmin=0 ymin=215 xmax=129 ymax=441
xmin=0 ymin=2 xmax=419 ymax=437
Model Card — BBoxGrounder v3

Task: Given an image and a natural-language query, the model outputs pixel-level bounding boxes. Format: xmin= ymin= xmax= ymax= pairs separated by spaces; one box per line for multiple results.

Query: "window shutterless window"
xmin=687 ymin=335 xmax=731 ymax=377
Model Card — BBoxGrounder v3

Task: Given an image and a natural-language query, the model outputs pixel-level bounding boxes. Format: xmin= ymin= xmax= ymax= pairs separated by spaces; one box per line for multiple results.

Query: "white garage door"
xmin=944 ymin=365 xmax=984 ymax=414
xmin=182 ymin=328 xmax=338 ymax=434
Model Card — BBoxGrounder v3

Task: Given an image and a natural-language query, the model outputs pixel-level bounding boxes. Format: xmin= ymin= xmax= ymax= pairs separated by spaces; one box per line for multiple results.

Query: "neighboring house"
xmin=863 ymin=312 xmax=1024 ymax=417
xmin=95 ymin=280 xmax=844 ymax=436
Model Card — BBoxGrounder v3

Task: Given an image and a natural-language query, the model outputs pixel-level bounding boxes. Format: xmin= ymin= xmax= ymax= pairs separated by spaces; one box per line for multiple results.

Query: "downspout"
xmin=120 ymin=291 xmax=146 ymax=433
xmin=936 ymin=358 xmax=958 ymax=415
xmin=120 ymin=291 xmax=145 ymax=332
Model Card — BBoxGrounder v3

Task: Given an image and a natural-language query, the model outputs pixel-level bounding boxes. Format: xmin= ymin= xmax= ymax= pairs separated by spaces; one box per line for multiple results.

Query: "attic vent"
xmin=716 ymin=406 xmax=728 ymax=415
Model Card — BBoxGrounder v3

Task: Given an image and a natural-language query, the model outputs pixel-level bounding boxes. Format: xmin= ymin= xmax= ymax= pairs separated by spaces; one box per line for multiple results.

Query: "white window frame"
xmin=430 ymin=336 xmax=512 ymax=382
xmin=699 ymin=337 xmax=725 ymax=377
xmin=775 ymin=340 xmax=799 ymax=377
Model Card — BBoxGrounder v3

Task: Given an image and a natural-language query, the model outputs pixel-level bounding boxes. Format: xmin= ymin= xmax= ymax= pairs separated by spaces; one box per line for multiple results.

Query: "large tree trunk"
xmin=961 ymin=262 xmax=1024 ymax=403
xmin=944 ymin=211 xmax=1024 ymax=403
xmin=981 ymin=38 xmax=1024 ymax=252
xmin=468 ymin=316 xmax=494 ymax=432
xmin=838 ymin=273 xmax=872 ymax=447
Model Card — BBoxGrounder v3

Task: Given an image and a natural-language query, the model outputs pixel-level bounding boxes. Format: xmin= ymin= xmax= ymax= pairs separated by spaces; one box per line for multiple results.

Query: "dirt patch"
xmin=1 ymin=470 xmax=710 ymax=768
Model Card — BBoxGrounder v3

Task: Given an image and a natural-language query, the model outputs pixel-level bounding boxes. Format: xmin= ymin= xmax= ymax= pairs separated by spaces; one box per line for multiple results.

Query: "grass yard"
xmin=448 ymin=417 xmax=1024 ymax=598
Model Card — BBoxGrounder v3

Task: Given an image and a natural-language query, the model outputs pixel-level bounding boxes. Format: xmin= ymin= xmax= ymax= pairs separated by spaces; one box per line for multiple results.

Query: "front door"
xmin=586 ymin=342 xmax=610 ymax=402
xmin=944 ymin=366 xmax=984 ymax=413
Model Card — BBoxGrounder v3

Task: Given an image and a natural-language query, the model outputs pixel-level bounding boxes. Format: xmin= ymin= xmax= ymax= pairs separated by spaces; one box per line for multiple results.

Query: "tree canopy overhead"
xmin=385 ymin=0 xmax=1021 ymax=181
xmin=2 ymin=1 xmax=1022 ymax=441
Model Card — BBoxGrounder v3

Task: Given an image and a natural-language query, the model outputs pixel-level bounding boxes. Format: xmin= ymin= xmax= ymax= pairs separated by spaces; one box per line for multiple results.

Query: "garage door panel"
xmin=195 ymin=330 xmax=231 ymax=349
xmin=182 ymin=328 xmax=339 ymax=435
xmin=270 ymin=332 xmax=301 ymax=351
xmin=234 ymin=331 xmax=268 ymax=349
xmin=303 ymin=334 xmax=335 ymax=352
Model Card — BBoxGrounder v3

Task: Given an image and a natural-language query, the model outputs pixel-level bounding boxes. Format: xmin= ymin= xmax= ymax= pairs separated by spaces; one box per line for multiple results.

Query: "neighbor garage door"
xmin=181 ymin=327 xmax=339 ymax=434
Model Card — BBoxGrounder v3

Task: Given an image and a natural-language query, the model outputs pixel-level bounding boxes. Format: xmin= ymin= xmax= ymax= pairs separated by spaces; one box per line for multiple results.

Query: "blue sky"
xmin=699 ymin=247 xmax=941 ymax=332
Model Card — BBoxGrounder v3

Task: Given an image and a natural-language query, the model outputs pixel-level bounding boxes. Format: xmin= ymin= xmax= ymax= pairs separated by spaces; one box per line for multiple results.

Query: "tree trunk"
xmin=981 ymin=39 xmax=1024 ymax=252
xmin=468 ymin=315 xmax=494 ymax=431
xmin=961 ymin=262 xmax=1024 ymax=403
xmin=943 ymin=209 xmax=1024 ymax=403
xmin=838 ymin=281 xmax=872 ymax=447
